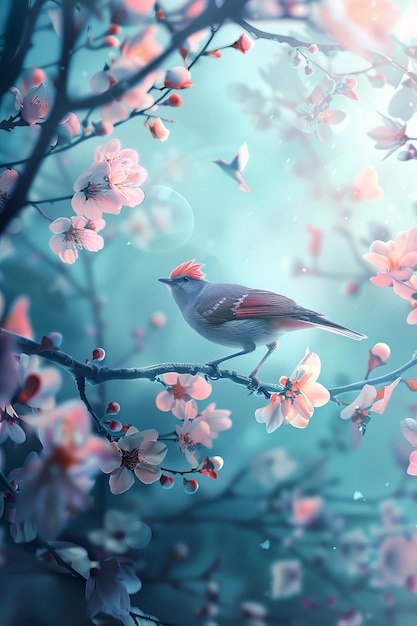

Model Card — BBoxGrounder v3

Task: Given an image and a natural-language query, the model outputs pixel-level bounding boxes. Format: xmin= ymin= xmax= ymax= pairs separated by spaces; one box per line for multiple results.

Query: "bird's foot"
xmin=205 ymin=360 xmax=222 ymax=380
xmin=247 ymin=373 xmax=261 ymax=392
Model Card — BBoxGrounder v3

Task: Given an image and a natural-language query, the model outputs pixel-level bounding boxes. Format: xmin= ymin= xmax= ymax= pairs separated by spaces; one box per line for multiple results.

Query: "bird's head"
xmin=159 ymin=260 xmax=206 ymax=308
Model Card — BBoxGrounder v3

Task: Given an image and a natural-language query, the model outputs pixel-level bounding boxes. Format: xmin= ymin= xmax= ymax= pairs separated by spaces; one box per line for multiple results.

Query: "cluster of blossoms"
xmin=49 ymin=139 xmax=147 ymax=264
xmin=255 ymin=350 xmax=330 ymax=432
xmin=155 ymin=373 xmax=232 ymax=491
xmin=364 ymin=227 xmax=417 ymax=324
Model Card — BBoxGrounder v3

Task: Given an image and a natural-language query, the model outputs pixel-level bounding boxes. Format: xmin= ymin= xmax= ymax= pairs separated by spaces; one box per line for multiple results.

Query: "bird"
xmin=213 ymin=142 xmax=251 ymax=193
xmin=158 ymin=260 xmax=367 ymax=378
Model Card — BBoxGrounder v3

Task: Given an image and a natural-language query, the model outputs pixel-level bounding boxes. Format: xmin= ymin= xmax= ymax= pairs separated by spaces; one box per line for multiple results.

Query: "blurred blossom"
xmin=367 ymin=115 xmax=408 ymax=158
xmin=36 ymin=541 xmax=91 ymax=577
xmin=291 ymin=495 xmax=324 ymax=526
xmin=240 ymin=600 xmax=267 ymax=626
xmin=0 ymin=335 xmax=19 ymax=410
xmin=89 ymin=509 xmax=141 ymax=554
xmin=155 ymin=373 xmax=212 ymax=419
xmin=401 ymin=417 xmax=417 ymax=446
xmin=85 ymin=557 xmax=142 ymax=624
xmin=271 ymin=559 xmax=302 ymax=599
xmin=379 ymin=500 xmax=405 ymax=528
xmin=0 ymin=291 xmax=33 ymax=339
xmin=250 ymin=448 xmax=297 ymax=487
xmin=255 ymin=351 xmax=329 ymax=432
xmin=339 ymin=529 xmax=370 ymax=576
xmin=144 ymin=117 xmax=170 ymax=141
xmin=337 ymin=609 xmax=364 ymax=626
xmin=374 ymin=534 xmax=417 ymax=586
xmin=99 ymin=426 xmax=167 ymax=494
xmin=9 ymin=401 xmax=112 ymax=540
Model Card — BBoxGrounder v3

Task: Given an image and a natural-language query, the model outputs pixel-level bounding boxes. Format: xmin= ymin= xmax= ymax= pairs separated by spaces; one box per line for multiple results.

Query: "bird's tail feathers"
xmin=308 ymin=315 xmax=367 ymax=341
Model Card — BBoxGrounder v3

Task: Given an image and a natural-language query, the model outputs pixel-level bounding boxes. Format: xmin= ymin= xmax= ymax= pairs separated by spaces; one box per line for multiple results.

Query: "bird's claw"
xmin=206 ymin=361 xmax=222 ymax=380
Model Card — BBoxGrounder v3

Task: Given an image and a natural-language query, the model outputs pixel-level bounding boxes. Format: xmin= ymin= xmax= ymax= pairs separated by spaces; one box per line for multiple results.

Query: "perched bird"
xmin=213 ymin=142 xmax=251 ymax=193
xmin=159 ymin=260 xmax=367 ymax=378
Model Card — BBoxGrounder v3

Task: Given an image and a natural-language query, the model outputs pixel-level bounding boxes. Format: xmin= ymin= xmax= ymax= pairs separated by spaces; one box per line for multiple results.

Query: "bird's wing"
xmin=231 ymin=142 xmax=249 ymax=172
xmin=196 ymin=286 xmax=309 ymax=324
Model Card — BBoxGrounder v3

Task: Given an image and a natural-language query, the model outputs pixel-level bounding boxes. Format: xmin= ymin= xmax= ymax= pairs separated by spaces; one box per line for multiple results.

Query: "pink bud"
xmin=292 ymin=54 xmax=302 ymax=68
xmin=345 ymin=281 xmax=359 ymax=295
xmin=164 ymin=66 xmax=194 ymax=89
xmin=168 ymin=93 xmax=183 ymax=107
xmin=183 ymin=477 xmax=199 ymax=494
xmin=305 ymin=65 xmax=314 ymax=76
xmin=43 ymin=332 xmax=63 ymax=349
xmin=104 ymin=35 xmax=119 ymax=48
xmin=144 ymin=117 xmax=170 ymax=142
xmin=30 ymin=68 xmax=46 ymax=86
xmin=108 ymin=23 xmax=121 ymax=35
xmin=156 ymin=9 xmax=165 ymax=20
xmin=370 ymin=342 xmax=390 ymax=361
xmin=308 ymin=44 xmax=319 ymax=54
xmin=160 ymin=474 xmax=175 ymax=490
xmin=150 ymin=312 xmax=166 ymax=328
xmin=92 ymin=120 xmax=113 ymax=136
xmin=105 ymin=419 xmax=123 ymax=431
xmin=106 ymin=401 xmax=120 ymax=414
xmin=92 ymin=348 xmax=106 ymax=361
xmin=208 ymin=456 xmax=224 ymax=470
xmin=231 ymin=33 xmax=255 ymax=54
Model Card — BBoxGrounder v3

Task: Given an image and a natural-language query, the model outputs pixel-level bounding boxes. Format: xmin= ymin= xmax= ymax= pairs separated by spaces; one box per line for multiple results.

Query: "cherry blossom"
xmin=144 ymin=117 xmax=170 ymax=141
xmin=367 ymin=115 xmax=408 ymax=158
xmin=175 ymin=403 xmax=232 ymax=466
xmin=270 ymin=559 xmax=302 ymax=599
xmin=51 ymin=112 xmax=80 ymax=147
xmin=155 ymin=373 xmax=212 ymax=419
xmin=363 ymin=228 xmax=417 ymax=288
xmin=250 ymin=448 xmax=297 ymax=487
xmin=9 ymin=401 xmax=112 ymax=540
xmin=0 ymin=169 xmax=19 ymax=213
xmin=49 ymin=216 xmax=105 ymax=264
xmin=93 ymin=139 xmax=147 ymax=208
xmin=340 ymin=379 xmax=400 ymax=433
xmin=255 ymin=351 xmax=330 ymax=432
xmin=85 ymin=557 xmax=142 ymax=624
xmin=10 ymin=83 xmax=50 ymax=125
xmin=401 ymin=417 xmax=417 ymax=446
xmin=99 ymin=427 xmax=167 ymax=494
xmin=72 ymin=162 xmax=123 ymax=219
xmin=406 ymin=450 xmax=417 ymax=475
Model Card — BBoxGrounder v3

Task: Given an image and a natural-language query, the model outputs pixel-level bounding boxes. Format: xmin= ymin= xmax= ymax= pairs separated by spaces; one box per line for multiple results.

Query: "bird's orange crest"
xmin=170 ymin=260 xmax=205 ymax=280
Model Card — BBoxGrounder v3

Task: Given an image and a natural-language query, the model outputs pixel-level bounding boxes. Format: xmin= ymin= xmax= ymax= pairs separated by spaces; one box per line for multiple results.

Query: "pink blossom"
xmin=0 ymin=291 xmax=33 ymax=339
xmin=295 ymin=83 xmax=347 ymax=144
xmin=145 ymin=117 xmax=170 ymax=141
xmin=340 ymin=379 xmax=399 ymax=433
xmin=366 ymin=342 xmax=390 ymax=377
xmin=72 ymin=162 xmax=123 ymax=219
xmin=352 ymin=166 xmax=383 ymax=202
xmin=367 ymin=115 xmax=408 ymax=158
xmin=337 ymin=610 xmax=364 ymax=626
xmin=255 ymin=351 xmax=330 ymax=432
xmin=93 ymin=139 xmax=147 ymax=208
xmin=231 ymin=33 xmax=255 ymax=53
xmin=9 ymin=401 xmax=112 ymax=540
xmin=155 ymin=373 xmax=212 ymax=419
xmin=175 ymin=403 xmax=232 ymax=466
xmin=164 ymin=66 xmax=194 ymax=89
xmin=49 ymin=216 xmax=105 ymax=264
xmin=99 ymin=427 xmax=167 ymax=494
xmin=363 ymin=228 xmax=417 ymax=287
xmin=86 ymin=558 xmax=142 ymax=623
xmin=406 ymin=450 xmax=417 ymax=475
xmin=270 ymin=559 xmax=302 ymax=599
xmin=10 ymin=83 xmax=50 ymax=125
xmin=0 ymin=406 xmax=26 ymax=444
xmin=0 ymin=169 xmax=19 ymax=212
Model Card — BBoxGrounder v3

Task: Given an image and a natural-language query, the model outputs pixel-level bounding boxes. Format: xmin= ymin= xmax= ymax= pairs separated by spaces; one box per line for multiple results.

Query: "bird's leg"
xmin=206 ymin=346 xmax=256 ymax=376
xmin=249 ymin=341 xmax=279 ymax=381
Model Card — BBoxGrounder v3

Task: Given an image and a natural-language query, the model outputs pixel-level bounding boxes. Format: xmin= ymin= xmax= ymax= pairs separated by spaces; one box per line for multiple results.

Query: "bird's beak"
xmin=158 ymin=277 xmax=173 ymax=285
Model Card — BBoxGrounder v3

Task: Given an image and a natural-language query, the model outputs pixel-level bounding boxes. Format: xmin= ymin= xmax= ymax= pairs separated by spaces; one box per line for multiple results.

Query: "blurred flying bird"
xmin=213 ymin=142 xmax=251 ymax=193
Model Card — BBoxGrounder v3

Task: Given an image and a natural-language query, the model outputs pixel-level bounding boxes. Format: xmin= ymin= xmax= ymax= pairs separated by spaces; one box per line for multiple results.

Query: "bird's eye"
xmin=183 ymin=276 xmax=190 ymax=282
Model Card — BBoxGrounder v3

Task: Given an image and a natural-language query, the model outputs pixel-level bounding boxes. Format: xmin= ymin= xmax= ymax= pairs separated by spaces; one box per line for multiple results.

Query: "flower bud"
xmin=308 ymin=44 xmax=319 ymax=54
xmin=92 ymin=348 xmax=106 ymax=361
xmin=106 ymin=401 xmax=120 ymax=414
xmin=183 ymin=477 xmax=199 ymax=494
xmin=160 ymin=474 xmax=175 ymax=490
xmin=168 ymin=93 xmax=183 ymax=107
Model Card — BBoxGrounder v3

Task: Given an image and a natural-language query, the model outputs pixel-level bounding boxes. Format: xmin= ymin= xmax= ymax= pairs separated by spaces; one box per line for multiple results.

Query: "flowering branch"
xmin=2 ymin=327 xmax=416 ymax=403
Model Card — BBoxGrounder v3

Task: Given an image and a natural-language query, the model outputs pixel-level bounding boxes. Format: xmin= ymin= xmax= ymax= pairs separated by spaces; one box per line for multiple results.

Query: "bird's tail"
xmin=307 ymin=315 xmax=367 ymax=341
